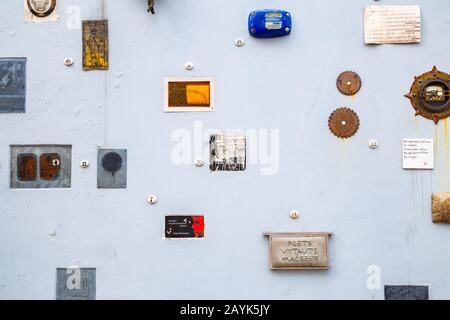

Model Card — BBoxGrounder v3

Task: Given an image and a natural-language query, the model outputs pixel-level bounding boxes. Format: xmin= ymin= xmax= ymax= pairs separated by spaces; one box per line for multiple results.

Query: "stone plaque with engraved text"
xmin=264 ymin=233 xmax=332 ymax=270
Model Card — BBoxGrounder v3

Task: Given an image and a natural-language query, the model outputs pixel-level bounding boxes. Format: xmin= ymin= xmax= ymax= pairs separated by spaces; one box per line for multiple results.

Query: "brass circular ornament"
xmin=405 ymin=66 xmax=450 ymax=124
xmin=328 ymin=107 xmax=360 ymax=138
xmin=27 ymin=0 xmax=57 ymax=18
xmin=336 ymin=71 xmax=362 ymax=96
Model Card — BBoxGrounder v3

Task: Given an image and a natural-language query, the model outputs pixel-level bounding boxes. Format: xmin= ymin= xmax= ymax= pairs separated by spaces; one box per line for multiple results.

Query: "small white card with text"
xmin=403 ymin=138 xmax=434 ymax=169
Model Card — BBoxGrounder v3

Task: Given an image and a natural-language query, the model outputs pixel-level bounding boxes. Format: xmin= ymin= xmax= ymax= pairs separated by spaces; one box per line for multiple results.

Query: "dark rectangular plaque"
xmin=82 ymin=20 xmax=109 ymax=71
xmin=0 ymin=58 xmax=26 ymax=113
xmin=97 ymin=149 xmax=127 ymax=189
xmin=165 ymin=215 xmax=205 ymax=239
xmin=385 ymin=285 xmax=429 ymax=300
xmin=56 ymin=268 xmax=96 ymax=300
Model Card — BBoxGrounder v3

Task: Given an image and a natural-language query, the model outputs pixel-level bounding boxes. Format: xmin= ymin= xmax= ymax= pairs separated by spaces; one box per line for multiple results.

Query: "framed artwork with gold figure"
xmin=82 ymin=20 xmax=109 ymax=71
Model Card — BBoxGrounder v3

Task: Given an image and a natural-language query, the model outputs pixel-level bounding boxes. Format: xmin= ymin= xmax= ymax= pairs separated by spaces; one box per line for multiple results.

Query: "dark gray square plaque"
xmin=56 ymin=268 xmax=96 ymax=300
xmin=0 ymin=58 xmax=26 ymax=113
xmin=385 ymin=285 xmax=429 ymax=300
xmin=97 ymin=149 xmax=127 ymax=188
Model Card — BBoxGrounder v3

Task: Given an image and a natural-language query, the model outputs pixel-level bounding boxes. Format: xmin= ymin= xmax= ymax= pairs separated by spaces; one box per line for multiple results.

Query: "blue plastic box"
xmin=248 ymin=9 xmax=292 ymax=39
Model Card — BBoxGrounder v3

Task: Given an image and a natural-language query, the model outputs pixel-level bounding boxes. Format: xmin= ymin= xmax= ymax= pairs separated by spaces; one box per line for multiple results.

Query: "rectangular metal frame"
xmin=10 ymin=144 xmax=71 ymax=189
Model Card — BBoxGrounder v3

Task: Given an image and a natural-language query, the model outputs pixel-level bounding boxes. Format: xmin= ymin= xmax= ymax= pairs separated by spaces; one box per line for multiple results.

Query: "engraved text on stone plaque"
xmin=264 ymin=233 xmax=332 ymax=270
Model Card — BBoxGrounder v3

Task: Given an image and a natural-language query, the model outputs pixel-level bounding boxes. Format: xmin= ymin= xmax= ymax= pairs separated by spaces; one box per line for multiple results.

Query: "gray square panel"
xmin=10 ymin=145 xmax=71 ymax=189
xmin=97 ymin=149 xmax=127 ymax=188
xmin=0 ymin=58 xmax=26 ymax=113
xmin=56 ymin=268 xmax=96 ymax=300
xmin=385 ymin=285 xmax=429 ymax=300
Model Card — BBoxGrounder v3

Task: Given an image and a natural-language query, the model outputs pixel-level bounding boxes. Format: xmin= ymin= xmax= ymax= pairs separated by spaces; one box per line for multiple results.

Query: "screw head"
xmin=184 ymin=61 xmax=194 ymax=70
xmin=147 ymin=195 xmax=157 ymax=205
xmin=80 ymin=160 xmax=89 ymax=168
xmin=235 ymin=38 xmax=245 ymax=47
xmin=251 ymin=28 xmax=256 ymax=33
xmin=368 ymin=140 xmax=379 ymax=149
xmin=52 ymin=159 xmax=60 ymax=167
xmin=64 ymin=58 xmax=74 ymax=66
xmin=289 ymin=210 xmax=300 ymax=220
xmin=285 ymin=27 xmax=290 ymax=32
xmin=195 ymin=159 xmax=205 ymax=167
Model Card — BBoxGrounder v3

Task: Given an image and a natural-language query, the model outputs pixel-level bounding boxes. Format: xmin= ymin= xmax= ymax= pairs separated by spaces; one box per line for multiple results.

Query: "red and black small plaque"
xmin=165 ymin=216 xmax=205 ymax=239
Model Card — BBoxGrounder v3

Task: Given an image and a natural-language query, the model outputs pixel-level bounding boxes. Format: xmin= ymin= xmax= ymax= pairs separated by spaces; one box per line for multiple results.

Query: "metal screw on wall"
xmin=195 ymin=159 xmax=205 ymax=167
xmin=184 ymin=61 xmax=194 ymax=71
xmin=289 ymin=210 xmax=300 ymax=220
xmin=147 ymin=195 xmax=157 ymax=205
xmin=235 ymin=38 xmax=245 ymax=47
xmin=80 ymin=160 xmax=90 ymax=168
xmin=64 ymin=58 xmax=74 ymax=66
xmin=368 ymin=140 xmax=379 ymax=149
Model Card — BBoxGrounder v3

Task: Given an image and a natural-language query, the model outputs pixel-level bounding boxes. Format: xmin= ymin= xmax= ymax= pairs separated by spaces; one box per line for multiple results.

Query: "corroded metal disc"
xmin=336 ymin=71 xmax=362 ymax=96
xmin=328 ymin=107 xmax=360 ymax=138
xmin=405 ymin=66 xmax=450 ymax=124
xmin=27 ymin=0 xmax=57 ymax=18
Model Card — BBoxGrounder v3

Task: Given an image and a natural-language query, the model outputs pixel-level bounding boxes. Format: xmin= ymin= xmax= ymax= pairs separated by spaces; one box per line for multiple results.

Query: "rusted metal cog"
xmin=328 ymin=107 xmax=360 ymax=138
xmin=405 ymin=66 xmax=450 ymax=124
xmin=336 ymin=71 xmax=362 ymax=96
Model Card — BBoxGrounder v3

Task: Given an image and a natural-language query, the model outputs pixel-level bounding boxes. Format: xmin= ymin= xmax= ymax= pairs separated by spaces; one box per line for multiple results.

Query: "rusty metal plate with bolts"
xmin=97 ymin=149 xmax=127 ymax=189
xmin=264 ymin=233 xmax=332 ymax=270
xmin=210 ymin=134 xmax=246 ymax=171
xmin=82 ymin=20 xmax=109 ymax=71
xmin=17 ymin=153 xmax=37 ymax=181
xmin=56 ymin=268 xmax=96 ymax=300
xmin=0 ymin=58 xmax=26 ymax=113
xmin=336 ymin=71 xmax=361 ymax=96
xmin=405 ymin=66 xmax=450 ymax=124
xmin=10 ymin=145 xmax=71 ymax=189
xmin=328 ymin=107 xmax=360 ymax=139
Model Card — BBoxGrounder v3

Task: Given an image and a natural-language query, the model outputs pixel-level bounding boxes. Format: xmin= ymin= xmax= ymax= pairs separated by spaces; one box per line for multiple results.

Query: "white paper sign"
xmin=402 ymin=139 xmax=434 ymax=169
xmin=364 ymin=5 xmax=421 ymax=44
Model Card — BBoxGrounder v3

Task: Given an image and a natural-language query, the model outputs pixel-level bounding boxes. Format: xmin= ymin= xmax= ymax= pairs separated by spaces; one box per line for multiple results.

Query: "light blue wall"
xmin=1 ymin=0 xmax=450 ymax=299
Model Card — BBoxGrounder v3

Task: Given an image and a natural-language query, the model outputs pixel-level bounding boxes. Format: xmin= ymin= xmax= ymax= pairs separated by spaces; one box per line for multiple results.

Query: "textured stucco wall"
xmin=1 ymin=0 xmax=450 ymax=299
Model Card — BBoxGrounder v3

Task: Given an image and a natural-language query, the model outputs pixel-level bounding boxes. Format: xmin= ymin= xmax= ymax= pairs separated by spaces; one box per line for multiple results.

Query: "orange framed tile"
xmin=164 ymin=77 xmax=214 ymax=112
